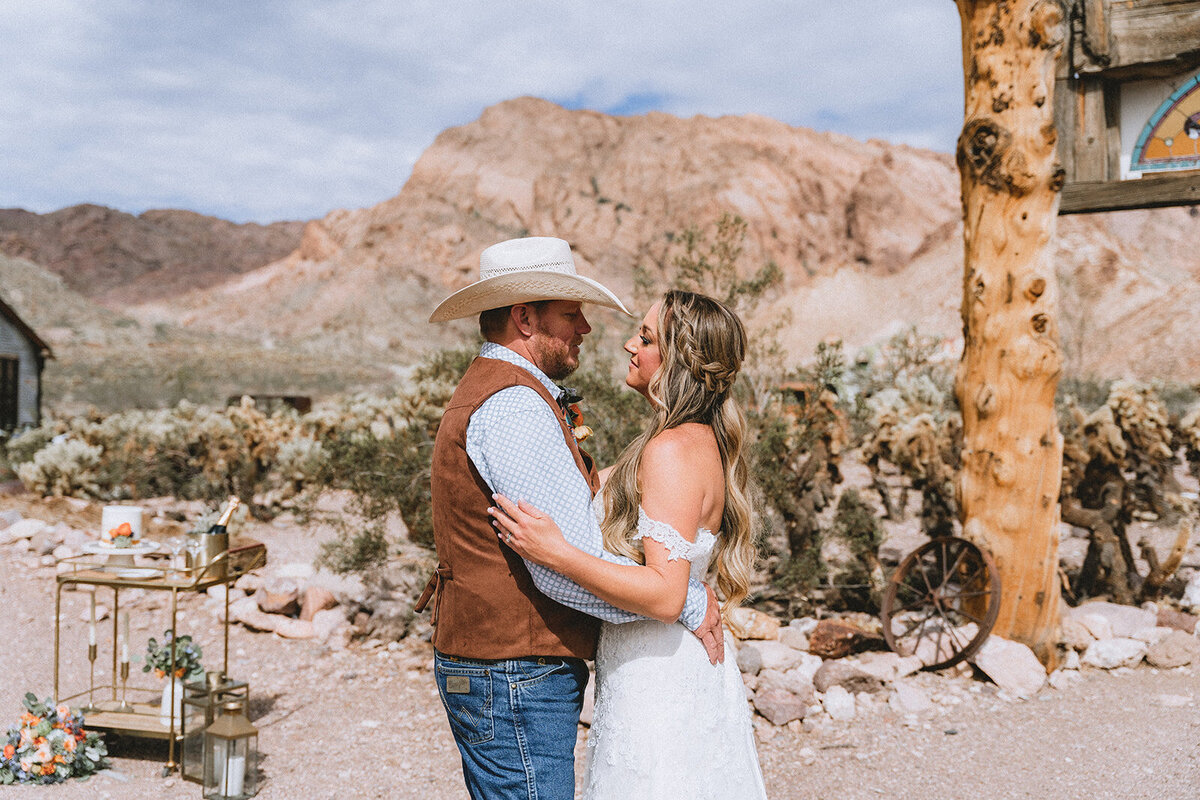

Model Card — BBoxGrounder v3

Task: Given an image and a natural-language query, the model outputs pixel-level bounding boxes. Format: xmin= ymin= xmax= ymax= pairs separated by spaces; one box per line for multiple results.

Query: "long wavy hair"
xmin=600 ymin=289 xmax=757 ymax=609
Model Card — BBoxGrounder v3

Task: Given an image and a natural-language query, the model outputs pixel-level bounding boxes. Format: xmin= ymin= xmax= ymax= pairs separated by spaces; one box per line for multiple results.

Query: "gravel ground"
xmin=1 ymin=493 xmax=1198 ymax=800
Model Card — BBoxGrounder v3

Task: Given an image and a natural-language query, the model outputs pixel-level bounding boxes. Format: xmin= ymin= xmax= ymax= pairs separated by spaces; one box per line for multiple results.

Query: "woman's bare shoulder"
xmin=642 ymin=425 xmax=719 ymax=475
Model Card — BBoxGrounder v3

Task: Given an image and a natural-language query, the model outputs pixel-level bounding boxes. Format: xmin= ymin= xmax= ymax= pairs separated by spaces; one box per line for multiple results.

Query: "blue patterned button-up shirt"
xmin=465 ymin=342 xmax=707 ymax=630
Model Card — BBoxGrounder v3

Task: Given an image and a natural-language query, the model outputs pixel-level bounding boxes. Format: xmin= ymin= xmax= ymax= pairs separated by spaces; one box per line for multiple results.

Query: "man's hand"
xmin=691 ymin=584 xmax=725 ymax=665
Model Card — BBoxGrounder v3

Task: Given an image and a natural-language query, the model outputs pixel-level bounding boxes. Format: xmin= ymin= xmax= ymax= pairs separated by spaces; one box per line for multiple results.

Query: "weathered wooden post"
xmin=954 ymin=0 xmax=1066 ymax=667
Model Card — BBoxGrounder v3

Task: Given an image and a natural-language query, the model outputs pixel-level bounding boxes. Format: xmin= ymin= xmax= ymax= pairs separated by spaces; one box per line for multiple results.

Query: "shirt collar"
xmin=479 ymin=342 xmax=564 ymax=401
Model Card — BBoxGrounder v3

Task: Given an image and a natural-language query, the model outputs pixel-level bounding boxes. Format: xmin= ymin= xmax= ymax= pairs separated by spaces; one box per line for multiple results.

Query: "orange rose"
xmin=42 ymin=763 xmax=54 ymax=775
xmin=3 ymin=744 xmax=13 ymax=758
xmin=64 ymin=737 xmax=76 ymax=752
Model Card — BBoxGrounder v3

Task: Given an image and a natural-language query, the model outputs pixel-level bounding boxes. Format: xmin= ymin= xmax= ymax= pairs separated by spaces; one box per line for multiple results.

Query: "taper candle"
xmin=119 ymin=611 xmax=129 ymax=664
xmin=88 ymin=592 xmax=96 ymax=646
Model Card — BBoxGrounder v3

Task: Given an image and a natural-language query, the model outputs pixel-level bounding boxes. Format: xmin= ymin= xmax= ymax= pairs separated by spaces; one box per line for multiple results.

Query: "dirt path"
xmin=1 ymin=498 xmax=1198 ymax=799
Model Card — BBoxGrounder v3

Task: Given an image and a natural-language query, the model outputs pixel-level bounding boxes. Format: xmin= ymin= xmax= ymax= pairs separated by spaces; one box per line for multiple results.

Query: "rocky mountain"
xmin=5 ymin=96 xmax=1200 ymax=410
xmin=0 ymin=205 xmax=303 ymax=306
xmin=124 ymin=96 xmax=1200 ymax=382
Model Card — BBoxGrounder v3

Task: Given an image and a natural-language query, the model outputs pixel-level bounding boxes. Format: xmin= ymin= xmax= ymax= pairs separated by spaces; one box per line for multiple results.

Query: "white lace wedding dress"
xmin=583 ymin=506 xmax=768 ymax=800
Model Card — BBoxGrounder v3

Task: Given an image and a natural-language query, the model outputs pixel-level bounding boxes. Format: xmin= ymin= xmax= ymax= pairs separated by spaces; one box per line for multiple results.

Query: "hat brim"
xmin=429 ymin=270 xmax=632 ymax=322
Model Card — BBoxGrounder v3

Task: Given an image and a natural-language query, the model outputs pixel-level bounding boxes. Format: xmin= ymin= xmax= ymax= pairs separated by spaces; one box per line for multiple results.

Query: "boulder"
xmin=726 ymin=607 xmax=780 ymax=640
xmin=1081 ymin=637 xmax=1148 ymax=669
xmin=230 ymin=597 xmax=281 ymax=633
xmin=756 ymin=669 xmax=816 ymax=705
xmin=256 ymin=577 xmax=301 ymax=616
xmin=848 ymin=651 xmax=914 ymax=683
xmin=0 ymin=509 xmax=22 ymax=529
xmin=972 ymin=636 xmax=1047 ymax=699
xmin=1156 ymin=607 xmax=1198 ymax=635
xmin=1145 ymin=630 xmax=1200 ymax=668
xmin=752 ymin=688 xmax=807 ymax=726
xmin=808 ymin=619 xmax=877 ymax=659
xmin=736 ymin=644 xmax=763 ymax=676
xmin=821 ymin=686 xmax=856 ymax=721
xmin=2 ymin=518 xmax=48 ymax=544
xmin=738 ymin=640 xmax=807 ymax=673
xmin=812 ymin=661 xmax=885 ymax=695
xmin=777 ymin=626 xmax=809 ymax=652
xmin=273 ymin=618 xmax=315 ymax=639
xmin=1068 ymin=601 xmax=1157 ymax=640
xmin=1183 ymin=573 xmax=1200 ymax=612
xmin=311 ymin=608 xmax=348 ymax=643
xmin=300 ymin=586 xmax=338 ymax=622
xmin=1060 ymin=615 xmax=1095 ymax=652
xmin=787 ymin=617 xmax=819 ymax=636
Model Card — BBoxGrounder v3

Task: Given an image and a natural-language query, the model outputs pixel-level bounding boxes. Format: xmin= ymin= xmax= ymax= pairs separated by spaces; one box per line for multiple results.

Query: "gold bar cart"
xmin=53 ymin=540 xmax=267 ymax=775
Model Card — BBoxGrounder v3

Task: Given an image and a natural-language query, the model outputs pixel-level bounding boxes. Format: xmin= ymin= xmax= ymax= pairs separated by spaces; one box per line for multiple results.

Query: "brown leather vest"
xmin=424 ymin=356 xmax=601 ymax=660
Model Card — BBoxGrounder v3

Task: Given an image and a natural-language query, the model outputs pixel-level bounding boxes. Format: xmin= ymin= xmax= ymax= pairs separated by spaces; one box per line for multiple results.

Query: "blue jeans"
xmin=434 ymin=650 xmax=589 ymax=800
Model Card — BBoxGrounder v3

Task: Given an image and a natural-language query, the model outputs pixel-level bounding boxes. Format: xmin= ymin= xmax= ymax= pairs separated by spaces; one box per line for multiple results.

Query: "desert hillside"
xmin=4 ymin=96 xmax=1200 ymax=411
xmin=0 ymin=205 xmax=303 ymax=305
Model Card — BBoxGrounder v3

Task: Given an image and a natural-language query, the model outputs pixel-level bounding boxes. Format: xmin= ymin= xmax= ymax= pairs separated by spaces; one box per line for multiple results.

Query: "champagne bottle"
xmin=207 ymin=497 xmax=240 ymax=535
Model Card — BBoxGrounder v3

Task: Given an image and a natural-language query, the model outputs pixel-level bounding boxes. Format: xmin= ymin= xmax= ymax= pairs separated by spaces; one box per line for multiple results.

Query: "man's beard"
xmin=529 ymin=330 xmax=579 ymax=381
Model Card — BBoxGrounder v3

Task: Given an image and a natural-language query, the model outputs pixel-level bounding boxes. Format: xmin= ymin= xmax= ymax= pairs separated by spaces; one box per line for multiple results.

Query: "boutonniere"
xmin=567 ymin=404 xmax=592 ymax=443
xmin=556 ymin=385 xmax=592 ymax=443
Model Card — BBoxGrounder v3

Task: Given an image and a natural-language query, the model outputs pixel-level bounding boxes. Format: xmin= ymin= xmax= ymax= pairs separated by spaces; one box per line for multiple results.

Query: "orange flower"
xmin=64 ymin=737 xmax=76 ymax=753
xmin=42 ymin=763 xmax=54 ymax=775
xmin=3 ymin=744 xmax=13 ymax=758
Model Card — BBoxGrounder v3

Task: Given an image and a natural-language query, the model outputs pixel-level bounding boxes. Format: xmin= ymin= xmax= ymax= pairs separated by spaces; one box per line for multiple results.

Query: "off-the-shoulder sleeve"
xmin=633 ymin=507 xmax=702 ymax=562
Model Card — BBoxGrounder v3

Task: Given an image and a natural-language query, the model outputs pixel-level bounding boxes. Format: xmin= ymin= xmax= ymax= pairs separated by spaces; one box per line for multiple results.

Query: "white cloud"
xmin=0 ymin=0 xmax=963 ymax=223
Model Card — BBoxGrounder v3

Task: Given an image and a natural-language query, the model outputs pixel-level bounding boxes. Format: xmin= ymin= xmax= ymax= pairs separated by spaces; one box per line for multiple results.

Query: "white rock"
xmin=1183 ymin=573 xmax=1200 ymax=612
xmin=1132 ymin=626 xmax=1174 ymax=645
xmin=850 ymin=651 xmax=903 ymax=683
xmin=756 ymin=668 xmax=816 ymax=703
xmin=311 ymin=608 xmax=347 ymax=642
xmin=888 ymin=680 xmax=933 ymax=714
xmin=972 ymin=636 xmax=1047 ymax=699
xmin=822 ymin=685 xmax=856 ymax=721
xmin=1075 ymin=613 xmax=1114 ymax=641
xmin=1062 ymin=649 xmax=1081 ymax=670
xmin=2 ymin=518 xmax=48 ymax=543
xmin=789 ymin=652 xmax=824 ymax=684
xmin=0 ymin=509 xmax=22 ymax=528
xmin=1068 ymin=601 xmax=1157 ymax=639
xmin=1081 ymin=637 xmax=1148 ymax=669
xmin=788 ymin=617 xmax=819 ymax=636
xmin=777 ymin=626 xmax=808 ymax=651
xmin=739 ymin=640 xmax=807 ymax=672
xmin=51 ymin=544 xmax=74 ymax=560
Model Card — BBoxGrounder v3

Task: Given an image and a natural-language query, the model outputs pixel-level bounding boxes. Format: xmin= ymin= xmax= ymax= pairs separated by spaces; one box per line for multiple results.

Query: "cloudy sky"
xmin=1 ymin=1 xmax=964 ymax=224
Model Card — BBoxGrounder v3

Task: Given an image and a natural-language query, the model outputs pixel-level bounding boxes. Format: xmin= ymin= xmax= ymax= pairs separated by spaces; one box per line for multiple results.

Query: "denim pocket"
xmin=435 ymin=660 xmax=494 ymax=745
xmin=512 ymin=657 xmax=586 ymax=688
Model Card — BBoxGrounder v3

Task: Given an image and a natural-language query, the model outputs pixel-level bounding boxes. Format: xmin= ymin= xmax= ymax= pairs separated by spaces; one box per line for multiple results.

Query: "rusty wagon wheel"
xmin=879 ymin=536 xmax=1001 ymax=671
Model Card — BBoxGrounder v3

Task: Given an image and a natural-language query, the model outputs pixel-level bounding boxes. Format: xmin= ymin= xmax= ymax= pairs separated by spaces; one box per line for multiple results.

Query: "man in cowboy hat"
xmin=419 ymin=236 xmax=724 ymax=799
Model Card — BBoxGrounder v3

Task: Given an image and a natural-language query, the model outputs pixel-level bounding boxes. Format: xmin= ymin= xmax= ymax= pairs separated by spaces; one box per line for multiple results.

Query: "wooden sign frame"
xmin=1055 ymin=0 xmax=1200 ymax=213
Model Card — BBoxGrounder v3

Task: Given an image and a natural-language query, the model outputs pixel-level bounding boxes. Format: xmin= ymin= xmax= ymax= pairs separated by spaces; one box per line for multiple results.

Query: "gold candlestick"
xmin=117 ymin=660 xmax=133 ymax=712
xmin=81 ymin=643 xmax=99 ymax=714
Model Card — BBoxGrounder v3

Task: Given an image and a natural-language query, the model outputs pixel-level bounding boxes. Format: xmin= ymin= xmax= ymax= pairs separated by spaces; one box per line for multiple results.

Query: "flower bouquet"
xmin=143 ymin=630 xmax=204 ymax=681
xmin=0 ymin=693 xmax=108 ymax=785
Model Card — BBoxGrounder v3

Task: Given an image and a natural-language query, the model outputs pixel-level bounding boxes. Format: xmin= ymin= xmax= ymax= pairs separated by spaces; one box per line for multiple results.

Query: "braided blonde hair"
xmin=600 ymin=290 xmax=757 ymax=609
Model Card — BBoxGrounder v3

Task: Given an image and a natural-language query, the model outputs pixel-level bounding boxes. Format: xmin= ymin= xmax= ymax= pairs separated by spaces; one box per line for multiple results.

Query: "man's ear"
xmin=511 ymin=303 xmax=535 ymax=337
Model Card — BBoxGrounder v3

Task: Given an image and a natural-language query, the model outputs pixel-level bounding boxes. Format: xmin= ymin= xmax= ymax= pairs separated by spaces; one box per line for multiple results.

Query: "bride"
xmin=490 ymin=289 xmax=768 ymax=800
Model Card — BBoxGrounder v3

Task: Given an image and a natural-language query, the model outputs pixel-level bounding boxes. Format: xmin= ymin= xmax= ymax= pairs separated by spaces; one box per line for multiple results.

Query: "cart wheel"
xmin=880 ymin=536 xmax=1001 ymax=671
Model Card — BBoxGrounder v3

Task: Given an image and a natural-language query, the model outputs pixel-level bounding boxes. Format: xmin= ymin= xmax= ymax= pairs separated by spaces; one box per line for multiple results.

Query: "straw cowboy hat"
xmin=429 ymin=236 xmax=632 ymax=322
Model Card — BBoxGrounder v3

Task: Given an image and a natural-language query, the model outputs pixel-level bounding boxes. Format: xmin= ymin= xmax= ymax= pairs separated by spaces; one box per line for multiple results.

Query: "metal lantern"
xmin=182 ymin=672 xmax=250 ymax=784
xmin=202 ymin=699 xmax=258 ymax=799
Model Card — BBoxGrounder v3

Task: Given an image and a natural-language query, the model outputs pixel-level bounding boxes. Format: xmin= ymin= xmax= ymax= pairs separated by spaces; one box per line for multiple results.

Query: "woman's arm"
xmin=491 ymin=433 xmax=705 ymax=624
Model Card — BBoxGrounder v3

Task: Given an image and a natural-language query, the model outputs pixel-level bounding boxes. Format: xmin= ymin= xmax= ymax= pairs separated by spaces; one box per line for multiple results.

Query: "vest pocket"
xmin=435 ymin=661 xmax=494 ymax=744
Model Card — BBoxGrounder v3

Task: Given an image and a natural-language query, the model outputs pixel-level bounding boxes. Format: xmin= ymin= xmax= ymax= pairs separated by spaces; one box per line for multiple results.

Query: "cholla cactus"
xmin=15 ymin=437 xmax=103 ymax=497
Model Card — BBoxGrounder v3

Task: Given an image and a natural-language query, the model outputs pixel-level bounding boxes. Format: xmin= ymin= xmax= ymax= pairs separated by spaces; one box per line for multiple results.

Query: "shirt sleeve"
xmin=466 ymin=386 xmax=707 ymax=629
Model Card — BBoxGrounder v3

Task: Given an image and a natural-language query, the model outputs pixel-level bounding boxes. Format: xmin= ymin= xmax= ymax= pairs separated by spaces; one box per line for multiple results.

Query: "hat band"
xmin=481 ymin=259 xmax=576 ymax=278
